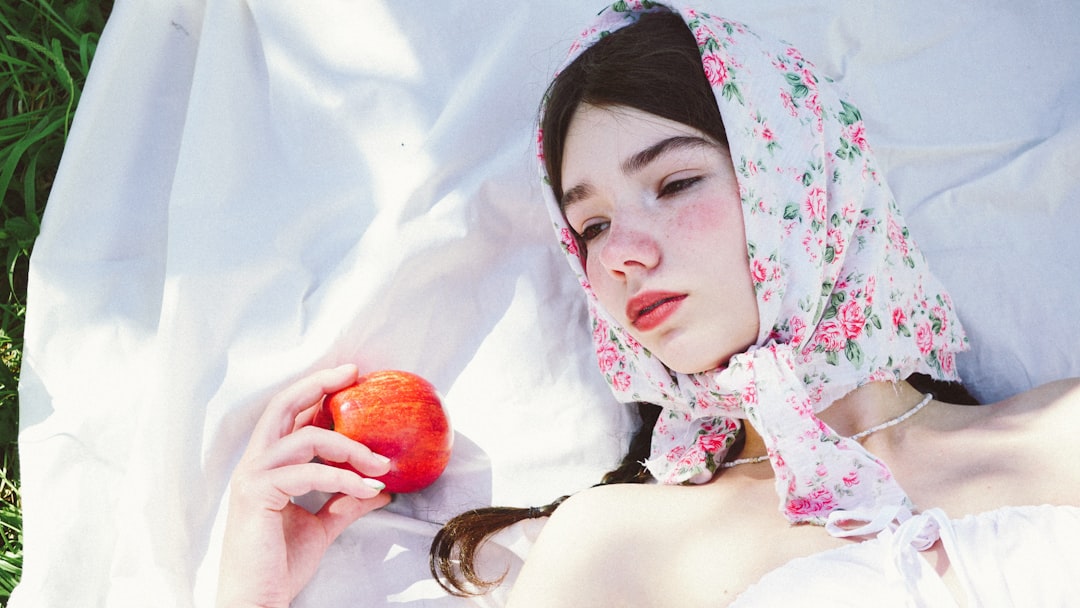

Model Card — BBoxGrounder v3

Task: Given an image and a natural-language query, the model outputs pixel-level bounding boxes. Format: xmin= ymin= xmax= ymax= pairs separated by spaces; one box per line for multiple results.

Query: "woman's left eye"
xmin=659 ymin=176 xmax=703 ymax=197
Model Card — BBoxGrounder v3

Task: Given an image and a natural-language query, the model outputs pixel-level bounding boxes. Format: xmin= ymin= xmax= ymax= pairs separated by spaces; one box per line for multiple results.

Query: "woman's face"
xmin=560 ymin=104 xmax=759 ymax=374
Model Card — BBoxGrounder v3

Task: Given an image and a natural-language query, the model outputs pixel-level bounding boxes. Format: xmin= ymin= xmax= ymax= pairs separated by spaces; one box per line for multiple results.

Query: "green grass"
xmin=0 ymin=0 xmax=113 ymax=600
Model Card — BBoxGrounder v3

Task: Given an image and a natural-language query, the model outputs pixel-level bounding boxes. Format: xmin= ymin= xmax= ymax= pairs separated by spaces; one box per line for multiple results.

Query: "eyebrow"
xmin=560 ymin=135 xmax=716 ymax=210
xmin=622 ymin=135 xmax=714 ymax=175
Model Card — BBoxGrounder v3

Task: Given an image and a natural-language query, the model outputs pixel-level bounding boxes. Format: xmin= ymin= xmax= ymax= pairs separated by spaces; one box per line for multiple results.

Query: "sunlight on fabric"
xmin=256 ymin=0 xmax=422 ymax=81
xmin=250 ymin=0 xmax=434 ymax=216
xmin=386 ymin=579 xmax=459 ymax=602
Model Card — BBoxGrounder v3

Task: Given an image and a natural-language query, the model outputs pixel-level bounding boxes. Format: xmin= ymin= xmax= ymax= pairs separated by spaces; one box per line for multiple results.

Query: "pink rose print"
xmin=794 ymin=394 xmax=814 ymax=417
xmin=803 ymin=232 xmax=824 ymax=262
xmin=692 ymin=22 xmax=713 ymax=48
xmin=666 ymin=445 xmax=685 ymax=464
xmin=597 ymin=341 xmax=620 ymax=373
xmin=771 ymin=450 xmax=785 ymax=469
xmin=841 ymin=201 xmax=859 ymax=224
xmin=847 ymin=122 xmax=868 ymax=151
xmin=940 ymin=350 xmax=956 ymax=376
xmin=675 ymin=446 xmax=706 ymax=471
xmin=742 ymin=383 xmax=758 ymax=406
xmin=807 ymin=92 xmax=823 ymax=130
xmin=655 ymin=416 xmax=669 ymax=435
xmin=931 ymin=306 xmax=948 ymax=335
xmin=751 ymin=258 xmax=768 ymax=285
xmin=892 ymin=307 xmax=907 ymax=329
xmin=592 ymin=316 xmax=609 ymax=347
xmin=780 ymin=91 xmax=797 ymax=116
xmin=697 ymin=432 xmax=727 ymax=454
xmin=790 ymin=315 xmax=808 ymax=346
xmin=786 ymin=489 xmax=837 ymax=518
xmin=809 ymin=487 xmax=837 ymax=510
xmin=814 ymin=321 xmax=845 ymax=352
xmin=837 ymin=299 xmax=865 ymax=340
xmin=785 ymin=497 xmax=814 ymax=517
xmin=701 ymin=52 xmax=728 ymax=87
xmin=868 ymin=368 xmax=895 ymax=383
xmin=843 ymin=471 xmax=859 ymax=487
xmin=559 ymin=227 xmax=579 ymax=257
xmin=720 ymin=391 xmax=742 ymax=412
xmin=887 ymin=216 xmax=909 ymax=256
xmin=612 ymin=371 xmax=632 ymax=392
xmin=804 ymin=187 xmax=827 ymax=225
xmin=827 ymin=226 xmax=845 ymax=260
xmin=915 ymin=321 xmax=934 ymax=355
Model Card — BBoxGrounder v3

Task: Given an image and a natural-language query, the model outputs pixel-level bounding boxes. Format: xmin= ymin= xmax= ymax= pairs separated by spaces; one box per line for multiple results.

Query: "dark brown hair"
xmin=540 ymin=9 xmax=727 ymax=205
xmin=429 ymin=9 xmax=732 ymax=596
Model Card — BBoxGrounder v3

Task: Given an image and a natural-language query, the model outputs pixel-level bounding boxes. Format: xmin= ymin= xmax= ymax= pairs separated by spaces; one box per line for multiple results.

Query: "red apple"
xmin=319 ymin=369 xmax=453 ymax=493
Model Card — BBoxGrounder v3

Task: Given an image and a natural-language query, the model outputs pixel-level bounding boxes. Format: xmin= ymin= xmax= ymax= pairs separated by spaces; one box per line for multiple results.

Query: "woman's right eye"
xmin=578 ymin=221 xmax=609 ymax=242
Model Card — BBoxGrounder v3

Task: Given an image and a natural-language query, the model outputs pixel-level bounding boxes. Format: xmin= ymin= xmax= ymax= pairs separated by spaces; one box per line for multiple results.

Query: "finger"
xmin=234 ymin=461 xmax=387 ymax=512
xmin=251 ymin=365 xmax=359 ymax=449
xmin=317 ymin=492 xmax=392 ymax=542
xmin=254 ymin=426 xmax=392 ymax=477
xmin=291 ymin=400 xmax=322 ymax=434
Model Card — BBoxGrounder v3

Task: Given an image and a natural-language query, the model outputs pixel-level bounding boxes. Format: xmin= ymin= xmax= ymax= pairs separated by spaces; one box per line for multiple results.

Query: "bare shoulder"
xmin=516 ymin=482 xmax=643 ymax=570
xmin=507 ymin=483 xmax=672 ymax=607
xmin=987 ymin=377 xmax=1080 ymax=422
xmin=507 ymin=471 xmax=843 ymax=607
xmin=977 ymin=377 xmax=1080 ymax=496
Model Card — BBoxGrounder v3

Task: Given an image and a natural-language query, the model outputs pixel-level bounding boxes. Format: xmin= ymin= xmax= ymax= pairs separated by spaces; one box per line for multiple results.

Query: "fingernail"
xmin=372 ymin=453 xmax=391 ymax=464
xmin=363 ymin=478 xmax=386 ymax=491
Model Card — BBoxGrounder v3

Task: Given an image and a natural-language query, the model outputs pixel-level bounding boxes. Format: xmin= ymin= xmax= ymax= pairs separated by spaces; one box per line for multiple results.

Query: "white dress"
xmin=730 ymin=505 xmax=1080 ymax=607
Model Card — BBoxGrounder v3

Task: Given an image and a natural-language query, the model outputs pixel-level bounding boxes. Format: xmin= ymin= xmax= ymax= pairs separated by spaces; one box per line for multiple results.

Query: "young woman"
xmin=431 ymin=4 xmax=1080 ymax=606
xmin=219 ymin=3 xmax=1080 ymax=606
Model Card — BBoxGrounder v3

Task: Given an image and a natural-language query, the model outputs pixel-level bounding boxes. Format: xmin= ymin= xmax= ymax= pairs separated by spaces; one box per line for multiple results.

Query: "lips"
xmin=627 ymin=291 xmax=687 ymax=332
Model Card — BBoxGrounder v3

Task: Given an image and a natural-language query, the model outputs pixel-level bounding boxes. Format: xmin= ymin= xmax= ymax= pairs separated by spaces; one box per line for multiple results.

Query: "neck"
xmin=737 ymin=380 xmax=928 ymax=460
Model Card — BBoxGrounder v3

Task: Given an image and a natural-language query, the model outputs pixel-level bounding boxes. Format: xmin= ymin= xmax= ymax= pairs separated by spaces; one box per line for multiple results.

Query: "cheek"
xmin=681 ymin=193 xmax=740 ymax=239
xmin=584 ymin=257 xmax=620 ymax=316
xmin=683 ymin=194 xmax=756 ymax=301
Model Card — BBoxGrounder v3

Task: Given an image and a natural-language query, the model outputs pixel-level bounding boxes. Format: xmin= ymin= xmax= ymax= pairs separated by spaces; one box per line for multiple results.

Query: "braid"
xmin=429 ymin=402 xmax=661 ymax=596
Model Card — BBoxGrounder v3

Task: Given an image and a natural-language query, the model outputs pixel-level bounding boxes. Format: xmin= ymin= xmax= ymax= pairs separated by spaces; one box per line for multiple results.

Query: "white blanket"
xmin=14 ymin=1 xmax=1080 ymax=606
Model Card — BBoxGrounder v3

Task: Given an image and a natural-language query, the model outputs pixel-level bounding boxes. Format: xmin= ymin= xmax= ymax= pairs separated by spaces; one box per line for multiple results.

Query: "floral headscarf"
xmin=538 ymin=2 xmax=968 ymax=533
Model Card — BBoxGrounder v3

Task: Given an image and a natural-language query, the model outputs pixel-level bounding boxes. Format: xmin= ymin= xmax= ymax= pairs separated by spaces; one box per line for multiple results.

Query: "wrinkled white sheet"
xmin=14 ymin=1 xmax=1080 ymax=606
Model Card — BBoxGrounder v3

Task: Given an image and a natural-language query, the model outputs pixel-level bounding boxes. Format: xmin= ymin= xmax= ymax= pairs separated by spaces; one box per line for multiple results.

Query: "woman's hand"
xmin=217 ymin=364 xmax=393 ymax=607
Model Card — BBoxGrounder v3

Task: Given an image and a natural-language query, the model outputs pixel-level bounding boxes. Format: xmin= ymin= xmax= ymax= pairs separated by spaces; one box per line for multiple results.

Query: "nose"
xmin=595 ymin=219 xmax=660 ymax=280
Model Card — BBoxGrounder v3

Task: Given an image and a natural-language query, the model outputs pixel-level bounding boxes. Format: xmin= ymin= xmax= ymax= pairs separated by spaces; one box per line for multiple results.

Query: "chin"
xmin=660 ymin=354 xmax=726 ymax=376
xmin=644 ymin=328 xmax=756 ymax=375
xmin=656 ymin=340 xmax=747 ymax=375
